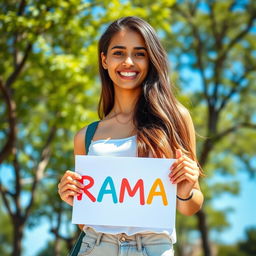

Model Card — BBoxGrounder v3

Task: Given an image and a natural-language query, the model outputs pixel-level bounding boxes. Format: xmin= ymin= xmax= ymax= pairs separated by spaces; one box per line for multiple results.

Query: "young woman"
xmin=58 ymin=16 xmax=204 ymax=256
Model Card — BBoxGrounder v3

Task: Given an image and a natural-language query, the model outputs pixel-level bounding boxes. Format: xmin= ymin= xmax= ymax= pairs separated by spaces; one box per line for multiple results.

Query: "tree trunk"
xmin=12 ymin=219 xmax=24 ymax=256
xmin=196 ymin=107 xmax=219 ymax=256
xmin=54 ymin=237 xmax=62 ymax=256
xmin=197 ymin=138 xmax=214 ymax=256
xmin=196 ymin=210 xmax=212 ymax=256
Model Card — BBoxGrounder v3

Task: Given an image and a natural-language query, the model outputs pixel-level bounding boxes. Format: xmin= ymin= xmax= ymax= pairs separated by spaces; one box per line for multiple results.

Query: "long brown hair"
xmin=98 ymin=16 xmax=197 ymax=162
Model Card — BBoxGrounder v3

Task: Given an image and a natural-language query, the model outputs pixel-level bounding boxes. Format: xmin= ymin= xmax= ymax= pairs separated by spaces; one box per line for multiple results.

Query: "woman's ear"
xmin=101 ymin=52 xmax=108 ymax=70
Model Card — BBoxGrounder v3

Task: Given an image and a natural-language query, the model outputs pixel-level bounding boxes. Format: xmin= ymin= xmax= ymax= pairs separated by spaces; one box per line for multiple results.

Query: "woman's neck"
xmin=112 ymin=87 xmax=141 ymax=115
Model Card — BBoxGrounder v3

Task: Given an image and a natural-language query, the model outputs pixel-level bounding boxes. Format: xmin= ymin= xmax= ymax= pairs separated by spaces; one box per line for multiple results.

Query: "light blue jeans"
xmin=78 ymin=227 xmax=174 ymax=256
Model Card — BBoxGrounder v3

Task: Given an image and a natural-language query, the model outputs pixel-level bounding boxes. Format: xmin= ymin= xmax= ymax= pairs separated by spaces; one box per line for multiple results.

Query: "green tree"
xmin=217 ymin=244 xmax=245 ymax=256
xmin=217 ymin=227 xmax=256 ymax=256
xmin=238 ymin=227 xmax=256 ymax=255
xmin=166 ymin=1 xmax=256 ymax=255
xmin=0 ymin=1 xmax=175 ymax=255
xmin=36 ymin=240 xmax=67 ymax=256
xmin=0 ymin=210 xmax=12 ymax=256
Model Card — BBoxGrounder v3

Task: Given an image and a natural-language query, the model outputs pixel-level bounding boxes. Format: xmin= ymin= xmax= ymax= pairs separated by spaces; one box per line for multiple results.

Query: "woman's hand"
xmin=58 ymin=170 xmax=84 ymax=206
xmin=169 ymin=149 xmax=200 ymax=198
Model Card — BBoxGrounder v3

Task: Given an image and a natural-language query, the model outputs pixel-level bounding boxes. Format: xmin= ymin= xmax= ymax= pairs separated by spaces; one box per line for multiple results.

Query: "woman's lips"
xmin=117 ymin=71 xmax=139 ymax=80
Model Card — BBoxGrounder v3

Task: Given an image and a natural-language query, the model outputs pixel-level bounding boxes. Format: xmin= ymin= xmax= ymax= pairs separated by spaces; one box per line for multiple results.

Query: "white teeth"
xmin=120 ymin=72 xmax=137 ymax=77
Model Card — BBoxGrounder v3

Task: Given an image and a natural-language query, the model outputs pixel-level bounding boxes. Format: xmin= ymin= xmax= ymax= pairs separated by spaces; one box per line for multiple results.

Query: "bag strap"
xmin=68 ymin=231 xmax=85 ymax=256
xmin=85 ymin=121 xmax=100 ymax=154
xmin=68 ymin=121 xmax=100 ymax=256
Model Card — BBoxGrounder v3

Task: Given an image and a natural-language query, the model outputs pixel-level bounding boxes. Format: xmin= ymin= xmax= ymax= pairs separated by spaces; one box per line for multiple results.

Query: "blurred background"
xmin=0 ymin=0 xmax=256 ymax=255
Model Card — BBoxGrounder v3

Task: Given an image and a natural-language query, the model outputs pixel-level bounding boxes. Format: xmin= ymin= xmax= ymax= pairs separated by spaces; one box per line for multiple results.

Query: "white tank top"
xmin=85 ymin=135 xmax=176 ymax=243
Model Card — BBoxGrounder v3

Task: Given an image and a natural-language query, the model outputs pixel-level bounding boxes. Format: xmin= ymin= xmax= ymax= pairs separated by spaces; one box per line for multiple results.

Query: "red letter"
xmin=77 ymin=175 xmax=96 ymax=202
xmin=119 ymin=178 xmax=145 ymax=205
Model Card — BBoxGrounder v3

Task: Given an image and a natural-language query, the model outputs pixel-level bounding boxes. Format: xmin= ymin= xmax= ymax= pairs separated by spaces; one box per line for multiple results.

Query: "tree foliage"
xmin=1 ymin=1 xmax=255 ymax=256
xmin=166 ymin=0 xmax=256 ymax=255
xmin=0 ymin=210 xmax=12 ymax=256
xmin=217 ymin=227 xmax=256 ymax=256
xmin=0 ymin=0 xmax=175 ymax=255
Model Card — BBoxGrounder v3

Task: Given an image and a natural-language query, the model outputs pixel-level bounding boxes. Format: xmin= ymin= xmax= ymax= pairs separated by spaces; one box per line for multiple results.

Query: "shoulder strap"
xmin=68 ymin=121 xmax=99 ymax=256
xmin=85 ymin=121 xmax=100 ymax=154
xmin=68 ymin=231 xmax=85 ymax=256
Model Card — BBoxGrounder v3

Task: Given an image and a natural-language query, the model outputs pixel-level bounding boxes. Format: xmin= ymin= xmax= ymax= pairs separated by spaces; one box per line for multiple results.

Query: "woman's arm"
xmin=74 ymin=127 xmax=87 ymax=230
xmin=58 ymin=127 xmax=87 ymax=229
xmin=58 ymin=127 xmax=87 ymax=205
xmin=169 ymin=107 xmax=204 ymax=216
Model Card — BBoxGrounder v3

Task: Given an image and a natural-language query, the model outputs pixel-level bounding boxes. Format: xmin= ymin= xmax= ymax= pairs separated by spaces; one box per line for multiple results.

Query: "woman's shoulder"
xmin=74 ymin=121 xmax=100 ymax=154
xmin=177 ymin=103 xmax=196 ymax=146
xmin=74 ymin=121 xmax=100 ymax=140
xmin=74 ymin=126 xmax=88 ymax=140
xmin=74 ymin=126 xmax=88 ymax=155
xmin=177 ymin=103 xmax=195 ymax=135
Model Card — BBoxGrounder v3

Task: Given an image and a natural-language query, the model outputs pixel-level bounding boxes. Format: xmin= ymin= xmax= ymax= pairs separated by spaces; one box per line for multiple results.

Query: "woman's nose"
xmin=123 ymin=56 xmax=134 ymax=66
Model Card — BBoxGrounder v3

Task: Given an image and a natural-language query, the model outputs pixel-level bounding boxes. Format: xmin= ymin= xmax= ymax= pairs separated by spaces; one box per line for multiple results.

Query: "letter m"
xmin=119 ymin=178 xmax=145 ymax=205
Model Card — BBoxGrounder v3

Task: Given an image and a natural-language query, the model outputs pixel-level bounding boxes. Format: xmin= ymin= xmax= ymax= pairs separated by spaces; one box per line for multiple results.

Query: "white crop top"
xmin=85 ymin=135 xmax=176 ymax=243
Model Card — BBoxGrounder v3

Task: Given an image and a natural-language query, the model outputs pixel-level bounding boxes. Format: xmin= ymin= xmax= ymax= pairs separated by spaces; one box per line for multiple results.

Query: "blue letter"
xmin=97 ymin=176 xmax=118 ymax=204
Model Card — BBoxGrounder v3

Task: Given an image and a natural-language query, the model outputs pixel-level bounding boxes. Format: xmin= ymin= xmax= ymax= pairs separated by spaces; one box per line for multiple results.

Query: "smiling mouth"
xmin=118 ymin=71 xmax=139 ymax=79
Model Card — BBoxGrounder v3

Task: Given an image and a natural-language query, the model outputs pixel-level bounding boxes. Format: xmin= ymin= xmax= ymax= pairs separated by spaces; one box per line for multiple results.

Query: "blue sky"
xmin=211 ymin=172 xmax=256 ymax=244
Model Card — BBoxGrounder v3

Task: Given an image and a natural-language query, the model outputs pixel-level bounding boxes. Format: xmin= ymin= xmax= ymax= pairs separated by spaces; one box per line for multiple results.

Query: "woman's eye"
xmin=113 ymin=51 xmax=123 ymax=56
xmin=136 ymin=52 xmax=146 ymax=57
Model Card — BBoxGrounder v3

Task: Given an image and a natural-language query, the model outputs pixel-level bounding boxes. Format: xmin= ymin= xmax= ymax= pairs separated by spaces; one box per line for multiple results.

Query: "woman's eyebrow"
xmin=111 ymin=45 xmax=147 ymax=50
xmin=111 ymin=45 xmax=126 ymax=50
xmin=134 ymin=46 xmax=147 ymax=51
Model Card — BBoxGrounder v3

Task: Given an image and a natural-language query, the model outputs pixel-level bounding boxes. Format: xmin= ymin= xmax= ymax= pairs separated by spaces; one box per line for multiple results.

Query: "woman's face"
xmin=101 ymin=28 xmax=149 ymax=91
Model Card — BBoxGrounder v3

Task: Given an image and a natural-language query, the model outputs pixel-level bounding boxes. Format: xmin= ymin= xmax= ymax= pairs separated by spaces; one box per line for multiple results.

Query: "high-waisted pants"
xmin=78 ymin=227 xmax=174 ymax=256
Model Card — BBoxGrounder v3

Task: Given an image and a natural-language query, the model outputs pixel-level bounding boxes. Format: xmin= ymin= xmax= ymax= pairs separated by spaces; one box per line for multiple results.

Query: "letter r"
xmin=77 ymin=175 xmax=96 ymax=202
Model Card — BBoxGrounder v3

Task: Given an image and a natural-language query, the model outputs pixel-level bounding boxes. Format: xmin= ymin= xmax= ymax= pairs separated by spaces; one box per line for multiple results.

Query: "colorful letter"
xmin=97 ymin=176 xmax=118 ymax=204
xmin=146 ymin=178 xmax=168 ymax=206
xmin=77 ymin=175 xmax=96 ymax=202
xmin=119 ymin=178 xmax=145 ymax=205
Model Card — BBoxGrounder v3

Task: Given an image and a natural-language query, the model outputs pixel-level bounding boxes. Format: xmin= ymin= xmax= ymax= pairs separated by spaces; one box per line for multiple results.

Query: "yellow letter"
xmin=146 ymin=178 xmax=168 ymax=206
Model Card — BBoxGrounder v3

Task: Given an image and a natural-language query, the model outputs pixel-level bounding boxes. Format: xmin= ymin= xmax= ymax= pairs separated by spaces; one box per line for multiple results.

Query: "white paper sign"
xmin=72 ymin=155 xmax=176 ymax=229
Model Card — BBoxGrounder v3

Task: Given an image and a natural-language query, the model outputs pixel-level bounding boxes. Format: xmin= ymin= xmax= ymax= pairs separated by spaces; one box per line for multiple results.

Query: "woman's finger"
xmin=170 ymin=166 xmax=195 ymax=183
xmin=58 ymin=174 xmax=84 ymax=191
xmin=170 ymin=160 xmax=196 ymax=179
xmin=61 ymin=170 xmax=82 ymax=182
xmin=59 ymin=190 xmax=79 ymax=206
xmin=170 ymin=157 xmax=184 ymax=170
xmin=171 ymin=154 xmax=196 ymax=170
xmin=172 ymin=172 xmax=198 ymax=185
xmin=59 ymin=183 xmax=84 ymax=194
